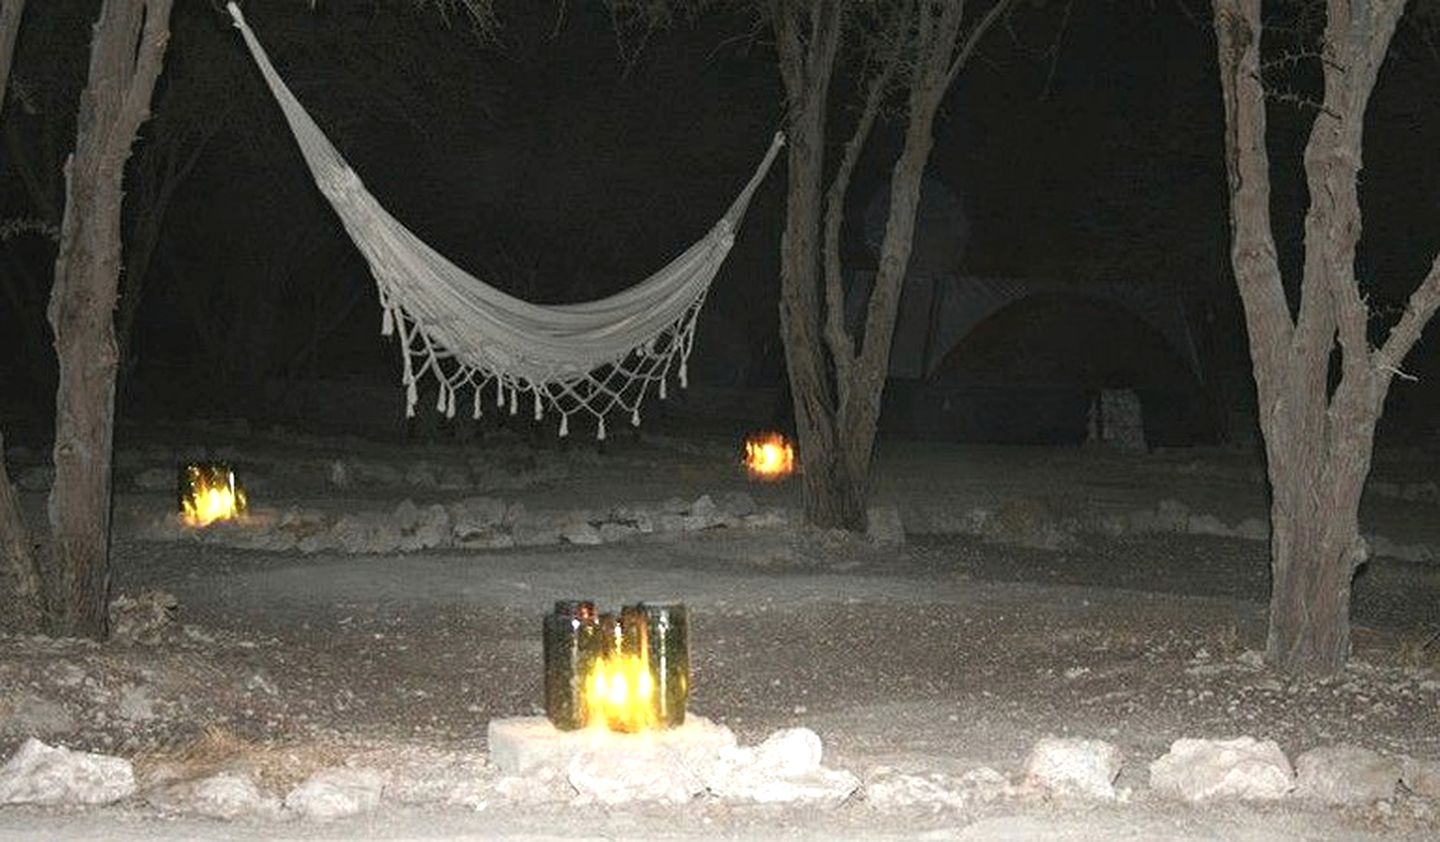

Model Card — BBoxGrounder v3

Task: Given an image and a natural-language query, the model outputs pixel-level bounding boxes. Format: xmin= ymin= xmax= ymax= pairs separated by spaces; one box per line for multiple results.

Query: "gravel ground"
xmin=1 ymin=428 xmax=1438 ymax=839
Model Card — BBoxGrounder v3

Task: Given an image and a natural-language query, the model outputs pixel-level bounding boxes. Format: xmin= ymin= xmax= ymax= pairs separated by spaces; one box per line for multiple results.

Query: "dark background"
xmin=3 ymin=0 xmax=1438 ymax=448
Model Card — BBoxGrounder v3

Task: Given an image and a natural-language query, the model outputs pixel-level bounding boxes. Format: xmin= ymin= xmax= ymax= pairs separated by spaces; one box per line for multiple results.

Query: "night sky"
xmin=3 ymin=0 xmax=1439 ymax=446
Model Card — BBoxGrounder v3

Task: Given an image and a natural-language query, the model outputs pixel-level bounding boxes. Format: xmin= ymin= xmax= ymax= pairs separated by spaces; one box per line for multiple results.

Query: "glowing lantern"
xmin=542 ymin=601 xmax=688 ymax=733
xmin=743 ymin=431 xmax=796 ymax=481
xmin=179 ymin=462 xmax=247 ymax=527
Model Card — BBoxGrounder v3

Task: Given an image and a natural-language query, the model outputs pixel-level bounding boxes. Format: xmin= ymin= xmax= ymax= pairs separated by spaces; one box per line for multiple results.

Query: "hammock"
xmin=226 ymin=2 xmax=783 ymax=438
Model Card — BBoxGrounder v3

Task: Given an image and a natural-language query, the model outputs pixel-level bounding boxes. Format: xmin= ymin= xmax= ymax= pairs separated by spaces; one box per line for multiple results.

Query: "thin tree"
xmin=770 ymin=0 xmax=1012 ymax=529
xmin=0 ymin=0 xmax=176 ymax=636
xmin=605 ymin=0 xmax=1014 ymax=529
xmin=1213 ymin=0 xmax=1440 ymax=672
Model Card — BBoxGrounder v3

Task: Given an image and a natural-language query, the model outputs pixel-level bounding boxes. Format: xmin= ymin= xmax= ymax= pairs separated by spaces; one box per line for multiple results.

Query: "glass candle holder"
xmin=641 ymin=602 xmax=688 ymax=728
xmin=542 ymin=600 xmax=598 ymax=730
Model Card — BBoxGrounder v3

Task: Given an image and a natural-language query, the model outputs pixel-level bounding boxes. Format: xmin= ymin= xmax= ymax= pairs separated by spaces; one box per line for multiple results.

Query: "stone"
xmin=1402 ymin=756 xmax=1440 ymax=798
xmin=704 ymin=729 xmax=859 ymax=804
xmin=597 ymin=522 xmax=639 ymax=543
xmin=328 ymin=459 xmax=352 ymax=489
xmin=866 ymin=505 xmax=906 ymax=546
xmin=1087 ymin=389 xmax=1146 ymax=451
xmin=487 ymin=714 xmax=736 ymax=778
xmin=1023 ymin=737 xmax=1122 ymax=800
xmin=149 ymin=771 xmax=279 ymax=820
xmin=568 ymin=748 xmax=698 ymax=805
xmin=560 ymin=521 xmax=603 ymax=546
xmin=108 ymin=589 xmax=179 ymax=644
xmin=510 ymin=509 xmax=563 ymax=546
xmin=1149 ymin=737 xmax=1293 ymax=802
xmin=1294 ymin=744 xmax=1399 ymax=805
xmin=0 ymin=738 xmax=135 ymax=806
xmin=284 ymin=767 xmax=386 ymax=821
xmin=864 ymin=766 xmax=1010 ymax=810
xmin=392 ymin=499 xmax=421 ymax=532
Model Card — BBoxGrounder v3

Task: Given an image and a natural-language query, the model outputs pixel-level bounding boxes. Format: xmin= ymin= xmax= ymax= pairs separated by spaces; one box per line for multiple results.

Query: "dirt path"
xmin=2 ymin=434 xmax=1438 ymax=838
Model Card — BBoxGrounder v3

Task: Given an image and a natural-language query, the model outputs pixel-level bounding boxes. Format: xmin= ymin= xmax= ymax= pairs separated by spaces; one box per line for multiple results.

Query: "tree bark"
xmin=0 ymin=0 xmax=24 ymax=126
xmin=47 ymin=0 xmax=174 ymax=639
xmin=0 ymin=431 xmax=45 ymax=629
xmin=1213 ymin=0 xmax=1427 ymax=673
xmin=772 ymin=0 xmax=1010 ymax=531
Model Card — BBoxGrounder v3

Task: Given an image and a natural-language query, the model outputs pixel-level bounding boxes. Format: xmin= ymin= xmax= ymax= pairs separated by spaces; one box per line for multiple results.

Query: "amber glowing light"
xmin=743 ymin=431 xmax=796 ymax=481
xmin=180 ymin=464 xmax=247 ymax=527
xmin=583 ymin=652 xmax=659 ymax=733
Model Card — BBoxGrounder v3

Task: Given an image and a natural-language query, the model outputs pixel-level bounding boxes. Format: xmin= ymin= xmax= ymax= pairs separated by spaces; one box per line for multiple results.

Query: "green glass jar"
xmin=641 ymin=602 xmax=688 ymax=728
xmin=542 ymin=600 xmax=598 ymax=730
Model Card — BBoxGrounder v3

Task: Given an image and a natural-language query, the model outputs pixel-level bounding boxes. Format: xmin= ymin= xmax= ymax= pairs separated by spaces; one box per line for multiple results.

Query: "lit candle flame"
xmin=181 ymin=465 xmax=247 ymax=527
xmin=583 ymin=653 xmax=658 ymax=733
xmin=743 ymin=431 xmax=796 ymax=481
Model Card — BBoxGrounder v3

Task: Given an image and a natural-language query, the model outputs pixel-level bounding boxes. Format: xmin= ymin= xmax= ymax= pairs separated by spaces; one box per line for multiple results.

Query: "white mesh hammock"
xmin=227 ymin=3 xmax=782 ymax=438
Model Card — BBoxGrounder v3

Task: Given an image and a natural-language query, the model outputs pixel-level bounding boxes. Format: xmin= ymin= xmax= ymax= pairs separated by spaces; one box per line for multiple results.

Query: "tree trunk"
xmin=1211 ymin=0 xmax=1439 ymax=674
xmin=0 ymin=0 xmax=24 ymax=125
xmin=1262 ymin=403 xmax=1373 ymax=672
xmin=46 ymin=0 xmax=174 ymax=639
xmin=0 ymin=431 xmax=45 ymax=629
xmin=771 ymin=0 xmax=1009 ymax=532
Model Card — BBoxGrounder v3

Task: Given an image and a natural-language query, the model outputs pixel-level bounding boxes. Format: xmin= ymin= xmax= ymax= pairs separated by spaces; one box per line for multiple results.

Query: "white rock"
xmin=1402 ymin=756 xmax=1440 ymax=798
xmin=690 ymin=494 xmax=719 ymax=519
xmin=450 ymin=497 xmax=507 ymax=536
xmin=568 ymin=748 xmax=698 ymax=805
xmin=150 ymin=771 xmax=278 ymax=820
xmin=0 ymin=738 xmax=135 ymax=806
xmin=750 ymin=727 xmax=823 ymax=776
xmin=190 ymin=771 xmax=276 ymax=819
xmin=560 ymin=521 xmax=603 ymax=546
xmin=1294 ymin=745 xmax=1399 ymax=804
xmin=864 ymin=766 xmax=1010 ymax=810
xmin=1149 ymin=737 xmax=1294 ymax=802
xmin=392 ymin=498 xmax=421 ymax=531
xmin=1024 ymin=737 xmax=1121 ymax=799
xmin=704 ymin=728 xmax=859 ymax=804
xmin=284 ymin=767 xmax=386 ymax=821
xmin=597 ymin=522 xmax=638 ymax=543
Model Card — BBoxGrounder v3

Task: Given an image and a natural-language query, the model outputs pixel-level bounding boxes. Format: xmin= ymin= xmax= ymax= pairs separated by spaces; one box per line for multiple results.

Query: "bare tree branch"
xmin=820 ymin=2 xmax=909 ymax=396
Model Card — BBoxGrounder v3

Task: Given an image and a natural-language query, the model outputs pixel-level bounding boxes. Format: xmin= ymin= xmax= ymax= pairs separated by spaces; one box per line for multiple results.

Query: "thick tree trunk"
xmin=1263 ymin=411 xmax=1373 ymax=671
xmin=1211 ymin=0 xmax=1433 ymax=674
xmin=46 ymin=0 xmax=174 ymax=639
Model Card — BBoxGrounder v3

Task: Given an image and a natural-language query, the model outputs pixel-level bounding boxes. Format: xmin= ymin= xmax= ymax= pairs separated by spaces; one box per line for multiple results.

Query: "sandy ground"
xmin=1 ymin=422 xmax=1438 ymax=839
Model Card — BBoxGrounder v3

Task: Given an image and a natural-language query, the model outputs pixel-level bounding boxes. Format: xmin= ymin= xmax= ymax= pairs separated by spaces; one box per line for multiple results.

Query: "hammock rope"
xmin=226 ymin=2 xmax=783 ymax=438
